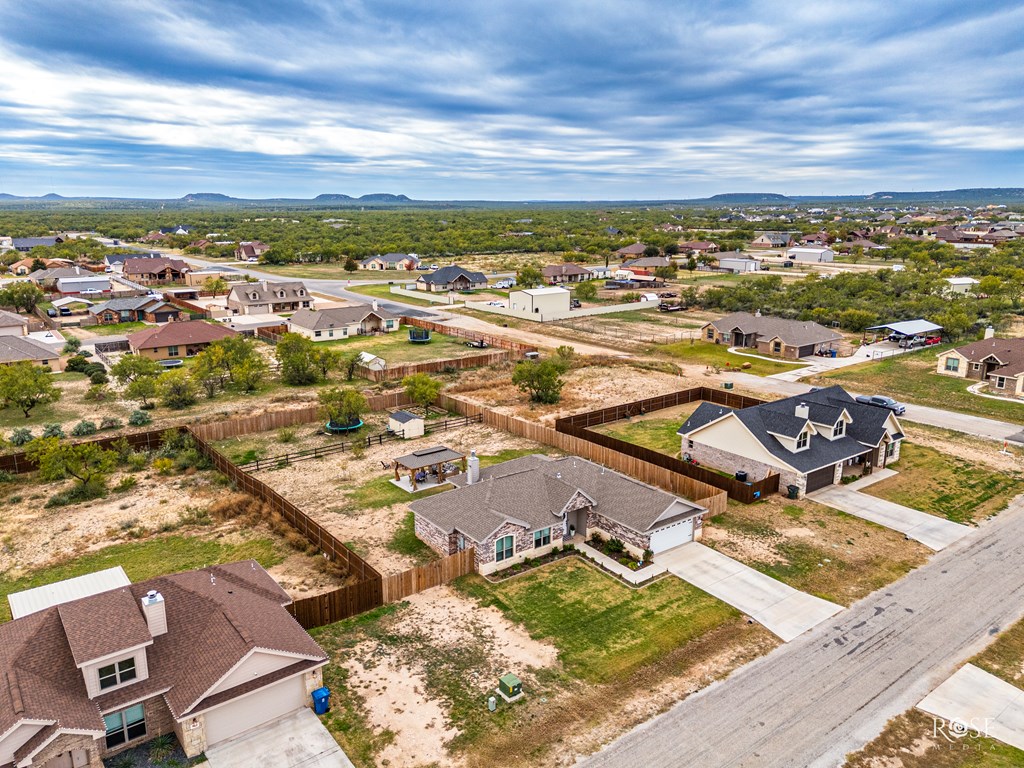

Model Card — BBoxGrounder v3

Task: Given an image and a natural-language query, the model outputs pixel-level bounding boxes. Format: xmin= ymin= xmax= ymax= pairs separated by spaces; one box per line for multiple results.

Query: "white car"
xmin=246 ymin=257 xmax=259 ymax=263
xmin=486 ymin=300 xmax=505 ymax=307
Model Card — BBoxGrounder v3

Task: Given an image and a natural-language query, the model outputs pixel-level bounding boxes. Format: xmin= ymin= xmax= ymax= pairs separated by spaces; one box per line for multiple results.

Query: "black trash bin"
xmin=787 ymin=484 xmax=799 ymax=500
xmin=735 ymin=471 xmax=748 ymax=482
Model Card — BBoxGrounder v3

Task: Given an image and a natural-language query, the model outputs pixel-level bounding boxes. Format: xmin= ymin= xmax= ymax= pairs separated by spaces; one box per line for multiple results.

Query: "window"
xmin=945 ymin=358 xmax=960 ymax=372
xmin=298 ymin=289 xmax=305 ymax=296
xmin=495 ymin=535 xmax=514 ymax=562
xmin=971 ymin=362 xmax=981 ymax=371
xmin=796 ymin=431 xmax=808 ymax=450
xmin=533 ymin=528 xmax=551 ymax=548
xmin=98 ymin=658 xmax=137 ymax=690
xmin=687 ymin=439 xmax=694 ymax=450
xmin=314 ymin=330 xmax=322 ymax=338
xmin=886 ymin=442 xmax=896 ymax=457
xmin=772 ymin=341 xmax=782 ymax=353
xmin=706 ymin=328 xmax=714 ymax=340
xmin=328 ymin=330 xmax=334 ymax=337
xmin=166 ymin=346 xmax=179 ymax=357
xmin=104 ymin=704 xmax=146 ymax=748
xmin=834 ymin=420 xmax=845 ymax=436
xmin=996 ymin=377 xmax=1006 ymax=389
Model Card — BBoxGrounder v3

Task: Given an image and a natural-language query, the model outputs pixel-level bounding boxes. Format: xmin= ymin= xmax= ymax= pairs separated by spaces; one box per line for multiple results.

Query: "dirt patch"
xmin=902 ymin=423 xmax=1024 ymax=473
xmin=702 ymin=525 xmax=786 ymax=564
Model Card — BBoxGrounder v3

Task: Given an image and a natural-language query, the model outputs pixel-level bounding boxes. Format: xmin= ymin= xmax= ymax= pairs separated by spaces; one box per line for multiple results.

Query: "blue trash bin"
xmin=312 ymin=686 xmax=331 ymax=715
xmin=830 ymin=349 xmax=837 ymax=358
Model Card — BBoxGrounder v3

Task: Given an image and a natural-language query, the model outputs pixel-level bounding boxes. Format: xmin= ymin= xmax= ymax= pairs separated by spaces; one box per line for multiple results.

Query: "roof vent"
xmin=555 ymin=472 xmax=562 ymax=479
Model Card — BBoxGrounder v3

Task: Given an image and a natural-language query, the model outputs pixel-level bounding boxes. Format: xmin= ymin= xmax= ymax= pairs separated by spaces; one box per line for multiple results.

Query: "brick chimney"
xmin=141 ymin=590 xmax=167 ymax=637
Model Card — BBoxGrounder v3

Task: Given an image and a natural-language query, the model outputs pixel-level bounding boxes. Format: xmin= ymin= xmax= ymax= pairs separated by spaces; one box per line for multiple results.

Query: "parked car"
xmin=493 ymin=278 xmax=516 ymax=289
xmin=485 ymin=300 xmax=504 ymax=307
xmin=58 ymin=307 xmax=71 ymax=316
xmin=46 ymin=308 xmax=57 ymax=317
xmin=891 ymin=264 xmax=906 ymax=272
xmin=246 ymin=257 xmax=259 ymax=263
xmin=570 ymin=299 xmax=581 ymax=309
xmin=924 ymin=336 xmax=942 ymax=346
xmin=782 ymin=260 xmax=794 ymax=268
xmin=855 ymin=394 xmax=906 ymax=415
xmin=428 ymin=264 xmax=439 ymax=270
xmin=899 ymin=336 xmax=924 ymax=349
xmin=659 ymin=302 xmax=684 ymax=312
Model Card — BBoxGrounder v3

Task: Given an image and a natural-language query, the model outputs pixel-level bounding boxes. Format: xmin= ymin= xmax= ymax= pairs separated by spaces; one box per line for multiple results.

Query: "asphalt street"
xmin=580 ymin=497 xmax=1024 ymax=768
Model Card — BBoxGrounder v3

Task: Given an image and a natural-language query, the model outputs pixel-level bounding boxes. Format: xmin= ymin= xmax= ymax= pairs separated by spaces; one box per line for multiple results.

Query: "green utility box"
xmin=723 ymin=382 xmax=734 ymax=390
xmin=499 ymin=673 xmax=522 ymax=698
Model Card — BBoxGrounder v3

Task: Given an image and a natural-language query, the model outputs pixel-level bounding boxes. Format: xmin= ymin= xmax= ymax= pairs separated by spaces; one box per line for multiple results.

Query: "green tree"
xmin=574 ymin=280 xmax=597 ymax=301
xmin=27 ymin=437 xmax=117 ymax=488
xmin=402 ymin=373 xmax=442 ymax=412
xmin=516 ymin=264 xmax=544 ymax=288
xmin=109 ymin=354 xmax=162 ymax=384
xmin=344 ymin=256 xmax=359 ymax=273
xmin=933 ymin=307 xmax=972 ymax=340
xmin=0 ymin=282 xmax=44 ymax=313
xmin=232 ymin=356 xmax=268 ymax=392
xmin=125 ymin=374 xmax=158 ymax=407
xmin=30 ymin=257 xmax=47 ymax=273
xmin=553 ymin=345 xmax=575 ymax=372
xmin=190 ymin=349 xmax=227 ymax=398
xmin=275 ymin=333 xmax=320 ymax=385
xmin=312 ymin=347 xmax=342 ymax=379
xmin=158 ymin=370 xmax=199 ymax=409
xmin=654 ymin=265 xmax=677 ymax=281
xmin=203 ymin=277 xmax=228 ymax=296
xmin=643 ymin=245 xmax=661 ymax=258
xmin=0 ymin=362 xmax=61 ymax=417
xmin=318 ymin=386 xmax=367 ymax=426
xmin=511 ymin=360 xmax=564 ymax=404
xmin=686 ymin=256 xmax=697 ymax=272
xmin=338 ymin=351 xmax=361 ymax=381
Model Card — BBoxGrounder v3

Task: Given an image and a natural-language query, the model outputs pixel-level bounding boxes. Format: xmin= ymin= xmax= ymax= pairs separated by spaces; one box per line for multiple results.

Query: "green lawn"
xmin=315 ymin=325 xmax=481 ymax=362
xmin=346 ymin=282 xmax=437 ymax=307
xmin=87 ymin=320 xmax=148 ymax=336
xmin=456 ymin=557 xmax=738 ymax=684
xmin=863 ymin=443 xmax=1022 ymax=523
xmin=0 ymin=535 xmax=282 ymax=622
xmin=822 ymin=345 xmax=1024 ymax=422
xmin=591 ymin=417 xmax=683 ymax=456
xmin=388 ymin=510 xmax=440 ymax=564
xmin=344 ymin=474 xmax=450 ymax=510
xmin=658 ymin=339 xmax=805 ymax=375
xmin=253 ymin=263 xmax=355 ymax=279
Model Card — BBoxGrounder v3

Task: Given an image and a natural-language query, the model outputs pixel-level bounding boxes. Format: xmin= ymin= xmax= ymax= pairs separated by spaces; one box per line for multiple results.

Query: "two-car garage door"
xmin=204 ymin=675 xmax=307 ymax=747
xmin=805 ymin=464 xmax=837 ymax=494
xmin=649 ymin=517 xmax=695 ymax=554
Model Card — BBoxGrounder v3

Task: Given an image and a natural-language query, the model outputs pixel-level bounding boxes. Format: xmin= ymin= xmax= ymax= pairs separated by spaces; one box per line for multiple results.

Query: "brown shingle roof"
xmin=707 ymin=311 xmax=842 ymax=348
xmin=541 ymin=263 xmax=591 ymax=278
xmin=127 ymin=320 xmax=238 ymax=351
xmin=57 ymin=589 xmax=153 ymax=666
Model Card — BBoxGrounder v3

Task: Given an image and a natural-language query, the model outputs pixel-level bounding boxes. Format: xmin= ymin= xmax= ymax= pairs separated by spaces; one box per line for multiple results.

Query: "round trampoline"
xmin=325 ymin=418 xmax=364 ymax=434
xmin=408 ymin=328 xmax=432 ymax=344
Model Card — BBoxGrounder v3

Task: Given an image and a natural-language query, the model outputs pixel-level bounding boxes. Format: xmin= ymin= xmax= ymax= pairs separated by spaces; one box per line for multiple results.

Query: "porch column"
xmin=410 ymin=468 xmax=417 ymax=490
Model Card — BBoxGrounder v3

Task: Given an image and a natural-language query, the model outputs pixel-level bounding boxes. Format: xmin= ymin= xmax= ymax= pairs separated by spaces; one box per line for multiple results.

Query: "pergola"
xmin=393 ymin=445 xmax=466 ymax=490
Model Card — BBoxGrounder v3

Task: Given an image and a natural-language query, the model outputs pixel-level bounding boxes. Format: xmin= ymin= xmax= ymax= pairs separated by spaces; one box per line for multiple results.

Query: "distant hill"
xmin=703 ymin=193 xmax=792 ymax=204
xmin=313 ymin=193 xmax=355 ymax=202
xmin=862 ymin=188 xmax=1024 ymax=204
xmin=357 ymin=193 xmax=411 ymax=202
xmin=180 ymin=193 xmax=237 ymax=202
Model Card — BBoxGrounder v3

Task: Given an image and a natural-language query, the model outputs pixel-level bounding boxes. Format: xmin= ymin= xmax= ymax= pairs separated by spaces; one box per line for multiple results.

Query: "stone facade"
xmin=101 ymin=695 xmax=177 ymax=759
xmin=477 ymin=520 xmax=564 ymax=576
xmin=684 ymin=439 xmax=805 ymax=494
xmin=25 ymin=733 xmax=102 ymax=768
xmin=173 ymin=712 xmax=207 ymax=758
xmin=414 ymin=514 xmax=455 ymax=557
xmin=587 ymin=510 xmax=649 ymax=556
xmin=754 ymin=338 xmax=805 ymax=360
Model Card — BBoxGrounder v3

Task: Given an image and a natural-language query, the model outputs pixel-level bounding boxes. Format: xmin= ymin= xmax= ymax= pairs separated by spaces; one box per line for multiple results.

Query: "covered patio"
xmin=390 ymin=445 xmax=466 ymax=492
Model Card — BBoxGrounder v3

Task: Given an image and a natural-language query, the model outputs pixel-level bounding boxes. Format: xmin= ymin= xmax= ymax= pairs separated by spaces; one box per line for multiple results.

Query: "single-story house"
xmin=786 ymin=246 xmax=835 ymax=263
xmin=159 ymin=224 xmax=194 ymax=235
xmin=614 ymin=242 xmax=648 ymax=258
xmin=26 ymin=266 xmax=96 ymax=288
xmin=944 ymin=277 xmax=980 ymax=295
xmin=410 ymin=453 xmax=708 ymax=574
xmin=8 ymin=258 xmax=67 ymax=276
xmin=127 ymin=321 xmax=238 ymax=359
xmin=0 ymin=309 xmax=28 ymax=337
xmin=586 ymin=265 xmax=613 ymax=279
xmin=55 ymin=276 xmax=111 ymax=296
xmin=287 ymin=304 xmax=400 ymax=340
xmin=103 ymin=252 xmax=162 ymax=270
xmin=226 ymin=281 xmax=311 ymax=315
xmin=184 ymin=268 xmax=239 ymax=287
xmin=415 ymin=266 xmax=488 ymax=292
xmin=678 ymin=385 xmax=904 ymax=496
xmin=89 ymin=297 xmax=183 ymax=325
xmin=702 ymin=311 xmax=843 ymax=359
xmin=122 ymin=257 xmax=190 ymax=285
xmin=11 ymin=236 xmax=64 ymax=252
xmin=621 ymin=256 xmax=670 ymax=270
xmin=0 ymin=561 xmax=326 ymax=767
xmin=0 ymin=336 xmax=64 ymax=369
xmin=750 ymin=232 xmax=796 ymax=248
xmin=541 ymin=263 xmax=593 ymax=284
xmin=139 ymin=231 xmax=169 ymax=243
xmin=936 ymin=335 xmax=1024 ymax=397
xmin=359 ymin=253 xmax=420 ymax=271
xmin=718 ymin=254 xmax=760 ymax=273
xmin=801 ymin=232 xmax=831 ymax=245
xmin=234 ymin=241 xmax=270 ymax=260
xmin=508 ymin=286 xmax=571 ymax=316
xmin=678 ymin=241 xmax=719 ymax=254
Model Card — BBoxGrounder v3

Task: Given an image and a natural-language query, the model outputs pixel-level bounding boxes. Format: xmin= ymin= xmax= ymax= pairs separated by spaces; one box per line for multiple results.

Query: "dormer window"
xmin=796 ymin=431 xmax=809 ymax=450
xmin=99 ymin=657 xmax=137 ymax=689
xmin=249 ymin=292 xmax=259 ymax=301
xmin=277 ymin=290 xmax=286 ymax=298
xmin=834 ymin=420 xmax=845 ymax=437
xmin=298 ymin=289 xmax=305 ymax=296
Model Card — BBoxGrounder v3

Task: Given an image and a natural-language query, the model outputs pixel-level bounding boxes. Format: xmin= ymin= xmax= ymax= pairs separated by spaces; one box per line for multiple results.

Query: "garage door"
xmin=649 ymin=517 xmax=694 ymax=554
xmin=805 ymin=465 xmax=837 ymax=493
xmin=204 ymin=675 xmax=307 ymax=747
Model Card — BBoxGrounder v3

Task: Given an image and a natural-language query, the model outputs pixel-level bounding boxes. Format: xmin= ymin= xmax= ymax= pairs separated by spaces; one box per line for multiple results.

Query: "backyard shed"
xmin=389 ymin=410 xmax=425 ymax=438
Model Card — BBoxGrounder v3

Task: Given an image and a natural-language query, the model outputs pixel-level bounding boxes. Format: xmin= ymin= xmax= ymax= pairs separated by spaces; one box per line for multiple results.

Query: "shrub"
xmin=42 ymin=423 xmax=65 ymax=439
xmin=70 ymin=420 xmax=97 ymax=437
xmin=278 ymin=428 xmax=297 ymax=444
xmin=643 ymin=548 xmax=654 ymax=563
xmin=153 ymin=457 xmax=176 ymax=475
xmin=127 ymin=452 xmax=149 ymax=472
xmin=64 ymin=355 xmax=91 ymax=374
xmin=114 ymin=476 xmax=137 ymax=492
xmin=9 ymin=428 xmax=33 ymax=446
xmin=0 ymin=470 xmax=14 ymax=483
xmin=128 ymin=409 xmax=152 ymax=426
xmin=83 ymin=384 xmax=109 ymax=401
xmin=606 ymin=537 xmax=626 ymax=554
xmin=89 ymin=370 xmax=108 ymax=385
xmin=100 ymin=417 xmax=123 ymax=430
xmin=45 ymin=478 xmax=106 ymax=507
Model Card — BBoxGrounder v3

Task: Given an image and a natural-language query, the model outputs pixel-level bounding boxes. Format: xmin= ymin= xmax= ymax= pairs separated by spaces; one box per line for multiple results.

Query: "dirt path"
xmin=437 ymin=313 xmax=633 ymax=357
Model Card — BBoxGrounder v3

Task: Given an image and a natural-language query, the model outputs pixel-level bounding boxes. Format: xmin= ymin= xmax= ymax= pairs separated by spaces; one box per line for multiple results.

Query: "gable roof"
xmin=0 ymin=561 xmax=325 ymax=739
xmin=122 ymin=256 xmax=189 ymax=275
xmin=622 ymin=256 xmax=670 ymax=268
xmin=127 ymin=321 xmax=237 ymax=350
xmin=541 ymin=263 xmax=591 ymax=277
xmin=614 ymin=242 xmax=648 ymax=255
xmin=361 ymin=253 xmax=418 ymax=265
xmin=0 ymin=309 xmax=27 ymax=328
xmin=949 ymin=337 xmax=1024 ymax=377
xmin=412 ymin=454 xmax=705 ymax=542
xmin=0 ymin=336 xmax=57 ymax=363
xmin=227 ymin=281 xmax=308 ymax=305
xmin=707 ymin=312 xmax=842 ymax=347
xmin=88 ymin=296 xmax=160 ymax=315
xmin=417 ymin=265 xmax=487 ymax=285
xmin=288 ymin=305 xmax=398 ymax=331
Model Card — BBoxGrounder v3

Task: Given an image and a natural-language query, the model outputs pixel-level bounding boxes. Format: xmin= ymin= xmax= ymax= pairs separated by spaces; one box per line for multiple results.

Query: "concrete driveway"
xmin=811 ymin=485 xmax=971 ymax=551
xmin=204 ymin=709 xmax=353 ymax=768
xmin=918 ymin=664 xmax=1024 ymax=751
xmin=656 ymin=543 xmax=843 ymax=642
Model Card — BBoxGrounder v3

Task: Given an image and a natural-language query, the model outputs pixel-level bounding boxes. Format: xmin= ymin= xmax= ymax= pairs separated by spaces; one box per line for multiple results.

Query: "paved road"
xmin=581 ymin=497 xmax=1024 ymax=768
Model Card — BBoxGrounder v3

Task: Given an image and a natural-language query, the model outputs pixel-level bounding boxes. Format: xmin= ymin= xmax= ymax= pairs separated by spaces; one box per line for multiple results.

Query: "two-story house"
xmin=226 ymin=281 xmax=312 ymax=315
xmin=0 ymin=561 xmax=327 ymax=767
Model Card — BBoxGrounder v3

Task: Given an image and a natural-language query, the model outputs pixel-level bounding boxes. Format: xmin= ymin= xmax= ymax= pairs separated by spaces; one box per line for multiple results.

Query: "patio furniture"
xmin=393 ymin=445 xmax=466 ymax=490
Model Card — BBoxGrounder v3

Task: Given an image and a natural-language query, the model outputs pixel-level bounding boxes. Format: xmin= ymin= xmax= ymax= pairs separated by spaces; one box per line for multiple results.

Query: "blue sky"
xmin=0 ymin=0 xmax=1021 ymax=200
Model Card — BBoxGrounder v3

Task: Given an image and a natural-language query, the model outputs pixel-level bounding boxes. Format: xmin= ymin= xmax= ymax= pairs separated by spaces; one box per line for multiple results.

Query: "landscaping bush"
xmin=9 ymin=428 xmax=33 ymax=446
xmin=89 ymin=370 xmax=108 ymax=386
xmin=277 ymin=428 xmax=297 ymax=444
xmin=83 ymin=384 xmax=109 ymax=402
xmin=100 ymin=417 xmax=123 ymax=430
xmin=45 ymin=478 xmax=106 ymax=508
xmin=114 ymin=476 xmax=137 ymax=492
xmin=0 ymin=470 xmax=13 ymax=483
xmin=64 ymin=355 xmax=91 ymax=374
xmin=127 ymin=452 xmax=149 ymax=472
xmin=606 ymin=537 xmax=626 ymax=554
xmin=153 ymin=457 xmax=176 ymax=475
xmin=128 ymin=409 xmax=152 ymax=426
xmin=41 ymin=423 xmax=64 ymax=439
xmin=70 ymin=420 xmax=98 ymax=437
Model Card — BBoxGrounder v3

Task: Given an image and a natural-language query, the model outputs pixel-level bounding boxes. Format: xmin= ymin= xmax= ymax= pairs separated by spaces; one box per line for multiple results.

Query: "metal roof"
xmin=394 ymin=445 xmax=465 ymax=469
xmin=9 ymin=566 xmax=131 ymax=619
xmin=865 ymin=319 xmax=943 ymax=335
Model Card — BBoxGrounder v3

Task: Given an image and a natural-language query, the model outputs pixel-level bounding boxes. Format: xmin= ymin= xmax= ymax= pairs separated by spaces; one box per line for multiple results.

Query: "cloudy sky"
xmin=0 ymin=0 xmax=1021 ymax=199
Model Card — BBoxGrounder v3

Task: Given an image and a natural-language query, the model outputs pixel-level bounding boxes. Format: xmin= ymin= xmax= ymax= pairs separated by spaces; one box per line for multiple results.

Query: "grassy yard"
xmin=388 ymin=510 xmax=440 ymax=564
xmin=658 ymin=339 xmax=805 ymax=376
xmin=252 ymin=263 xmax=355 ymax=280
xmin=344 ymin=474 xmax=450 ymax=510
xmin=346 ymin=281 xmax=438 ymax=307
xmin=85 ymin=320 xmax=148 ymax=336
xmin=591 ymin=416 xmax=684 ymax=456
xmin=0 ymin=534 xmax=282 ymax=622
xmin=317 ymin=325 xmax=480 ymax=362
xmin=821 ymin=345 xmax=1024 ymax=422
xmin=457 ymin=557 xmax=738 ymax=684
xmin=863 ymin=443 xmax=1022 ymax=523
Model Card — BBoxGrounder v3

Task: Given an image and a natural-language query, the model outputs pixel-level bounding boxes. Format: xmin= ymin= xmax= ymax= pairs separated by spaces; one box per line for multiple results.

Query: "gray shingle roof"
xmin=707 ymin=312 xmax=842 ymax=348
xmin=227 ymin=281 xmax=308 ymax=305
xmin=88 ymin=296 xmax=158 ymax=315
xmin=417 ymin=266 xmax=487 ymax=285
xmin=0 ymin=336 xmax=56 ymax=363
xmin=411 ymin=454 xmax=705 ymax=543
xmin=389 ymin=410 xmax=421 ymax=424
xmin=288 ymin=305 xmax=398 ymax=331
xmin=0 ymin=309 xmax=27 ymax=327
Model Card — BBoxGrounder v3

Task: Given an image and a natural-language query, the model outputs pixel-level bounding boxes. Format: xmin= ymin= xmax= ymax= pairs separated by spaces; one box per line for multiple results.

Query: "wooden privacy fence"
xmin=436 ymin=394 xmax=729 ymax=515
xmin=401 ymin=315 xmax=538 ymax=355
xmin=0 ymin=428 xmax=168 ymax=474
xmin=360 ymin=349 xmax=510 ymax=381
xmin=381 ymin=549 xmax=476 ymax=603
xmin=557 ymin=387 xmax=766 ymax=429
